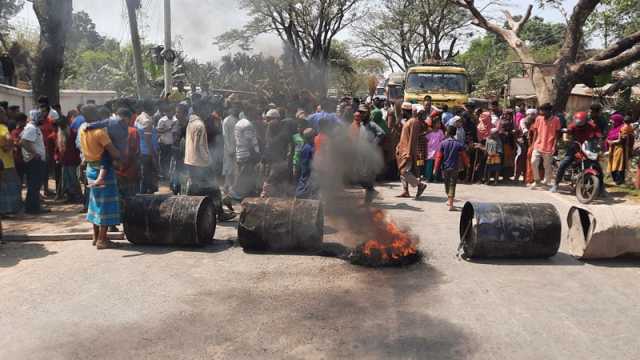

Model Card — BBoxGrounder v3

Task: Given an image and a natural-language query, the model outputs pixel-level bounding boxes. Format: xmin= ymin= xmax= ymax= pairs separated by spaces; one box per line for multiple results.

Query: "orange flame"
xmin=361 ymin=209 xmax=417 ymax=261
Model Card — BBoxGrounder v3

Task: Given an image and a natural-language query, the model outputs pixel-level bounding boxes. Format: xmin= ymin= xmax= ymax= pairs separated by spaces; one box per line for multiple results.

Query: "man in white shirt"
xmin=232 ymin=110 xmax=260 ymax=200
xmin=156 ymin=103 xmax=176 ymax=178
xmin=222 ymin=105 xmax=240 ymax=194
xmin=20 ymin=110 xmax=48 ymax=214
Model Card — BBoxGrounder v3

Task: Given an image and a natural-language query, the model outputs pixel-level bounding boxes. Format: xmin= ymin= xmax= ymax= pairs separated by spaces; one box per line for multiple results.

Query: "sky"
xmin=11 ymin=0 xmax=580 ymax=62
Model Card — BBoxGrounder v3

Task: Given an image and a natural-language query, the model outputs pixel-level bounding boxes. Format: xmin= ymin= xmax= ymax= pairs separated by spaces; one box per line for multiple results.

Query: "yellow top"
xmin=79 ymin=126 xmax=112 ymax=162
xmin=0 ymin=124 xmax=14 ymax=169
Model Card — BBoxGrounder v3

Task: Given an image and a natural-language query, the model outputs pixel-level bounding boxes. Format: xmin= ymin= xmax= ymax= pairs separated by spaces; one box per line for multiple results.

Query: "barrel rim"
xmin=193 ymin=196 xmax=215 ymax=245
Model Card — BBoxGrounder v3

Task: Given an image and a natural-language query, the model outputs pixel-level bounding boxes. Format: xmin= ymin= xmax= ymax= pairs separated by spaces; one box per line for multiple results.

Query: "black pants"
xmin=25 ymin=159 xmax=45 ymax=213
xmin=556 ymin=147 xmax=604 ymax=187
xmin=158 ymin=144 xmax=173 ymax=178
xmin=139 ymin=155 xmax=158 ymax=194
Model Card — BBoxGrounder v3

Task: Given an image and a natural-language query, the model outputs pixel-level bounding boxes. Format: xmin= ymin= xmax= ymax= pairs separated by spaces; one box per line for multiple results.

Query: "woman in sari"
xmin=475 ymin=111 xmax=493 ymax=182
xmin=607 ymin=113 xmax=629 ymax=185
xmin=56 ymin=110 xmax=82 ymax=203
xmin=607 ymin=113 xmax=631 ymax=185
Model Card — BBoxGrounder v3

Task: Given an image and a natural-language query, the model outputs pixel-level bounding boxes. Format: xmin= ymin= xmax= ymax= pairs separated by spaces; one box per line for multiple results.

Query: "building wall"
xmin=0 ymin=84 xmax=116 ymax=112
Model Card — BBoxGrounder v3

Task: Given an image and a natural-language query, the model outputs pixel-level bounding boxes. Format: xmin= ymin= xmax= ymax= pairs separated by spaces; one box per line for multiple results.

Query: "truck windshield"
xmin=388 ymin=86 xmax=403 ymax=99
xmin=406 ymin=73 xmax=467 ymax=93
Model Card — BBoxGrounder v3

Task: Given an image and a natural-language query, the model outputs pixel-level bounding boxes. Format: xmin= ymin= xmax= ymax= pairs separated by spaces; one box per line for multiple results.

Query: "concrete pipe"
xmin=567 ymin=206 xmax=640 ymax=259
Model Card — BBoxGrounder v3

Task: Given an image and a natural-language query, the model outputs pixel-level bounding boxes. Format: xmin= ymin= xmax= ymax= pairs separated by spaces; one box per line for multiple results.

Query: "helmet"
xmin=573 ymin=112 xmax=588 ymax=127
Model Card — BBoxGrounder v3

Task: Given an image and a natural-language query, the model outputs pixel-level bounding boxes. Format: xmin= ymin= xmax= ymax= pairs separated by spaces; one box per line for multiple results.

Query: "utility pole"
xmin=126 ymin=0 xmax=146 ymax=99
xmin=163 ymin=0 xmax=172 ymax=97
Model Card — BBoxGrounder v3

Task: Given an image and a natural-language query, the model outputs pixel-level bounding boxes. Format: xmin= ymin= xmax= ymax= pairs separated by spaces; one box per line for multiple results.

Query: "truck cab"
xmin=404 ymin=64 xmax=470 ymax=109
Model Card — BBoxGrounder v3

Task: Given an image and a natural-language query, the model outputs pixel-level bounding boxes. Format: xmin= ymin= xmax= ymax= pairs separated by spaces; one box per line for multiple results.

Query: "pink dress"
xmin=426 ymin=130 xmax=445 ymax=160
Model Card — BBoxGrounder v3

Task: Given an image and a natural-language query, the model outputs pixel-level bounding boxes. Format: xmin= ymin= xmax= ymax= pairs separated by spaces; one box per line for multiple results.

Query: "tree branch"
xmin=502 ymin=5 xmax=532 ymax=35
xmin=576 ymin=44 xmax=640 ymax=77
xmin=589 ymin=31 xmax=640 ymax=62
xmin=602 ymin=75 xmax=640 ymax=96
xmin=558 ymin=0 xmax=599 ymax=63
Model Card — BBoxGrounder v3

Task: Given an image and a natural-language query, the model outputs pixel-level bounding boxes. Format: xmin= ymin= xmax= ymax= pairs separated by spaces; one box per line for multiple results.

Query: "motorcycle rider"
xmin=550 ymin=111 xmax=602 ymax=193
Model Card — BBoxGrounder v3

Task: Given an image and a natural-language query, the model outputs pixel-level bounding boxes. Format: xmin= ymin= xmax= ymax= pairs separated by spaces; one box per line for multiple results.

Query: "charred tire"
xmin=576 ymin=173 xmax=600 ymax=204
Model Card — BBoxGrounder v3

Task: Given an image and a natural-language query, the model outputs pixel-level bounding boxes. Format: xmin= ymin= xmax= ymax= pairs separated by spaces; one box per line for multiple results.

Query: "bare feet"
xmin=397 ymin=192 xmax=411 ymax=198
xmin=96 ymin=240 xmax=122 ymax=250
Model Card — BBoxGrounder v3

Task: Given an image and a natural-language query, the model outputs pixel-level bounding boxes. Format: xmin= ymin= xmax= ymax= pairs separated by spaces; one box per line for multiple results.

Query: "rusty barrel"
xmin=238 ymin=198 xmax=324 ymax=252
xmin=459 ymin=202 xmax=561 ymax=259
xmin=567 ymin=206 xmax=640 ymax=259
xmin=124 ymin=195 xmax=216 ymax=246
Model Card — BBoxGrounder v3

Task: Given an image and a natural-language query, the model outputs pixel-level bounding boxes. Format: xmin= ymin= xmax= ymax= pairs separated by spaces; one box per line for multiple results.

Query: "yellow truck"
xmin=404 ymin=63 xmax=470 ymax=109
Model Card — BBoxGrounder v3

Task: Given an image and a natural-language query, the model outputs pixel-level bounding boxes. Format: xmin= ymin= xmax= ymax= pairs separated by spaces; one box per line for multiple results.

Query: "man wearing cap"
xmin=261 ymin=108 xmax=291 ymax=197
xmin=396 ymin=106 xmax=427 ymax=199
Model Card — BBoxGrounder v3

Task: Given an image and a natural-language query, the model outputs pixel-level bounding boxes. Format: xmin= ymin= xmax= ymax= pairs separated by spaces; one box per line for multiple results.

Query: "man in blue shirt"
xmin=434 ymin=126 xmax=470 ymax=211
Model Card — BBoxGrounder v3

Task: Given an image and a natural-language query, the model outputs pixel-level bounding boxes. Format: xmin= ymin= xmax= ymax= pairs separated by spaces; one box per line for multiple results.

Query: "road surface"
xmin=1 ymin=183 xmax=639 ymax=359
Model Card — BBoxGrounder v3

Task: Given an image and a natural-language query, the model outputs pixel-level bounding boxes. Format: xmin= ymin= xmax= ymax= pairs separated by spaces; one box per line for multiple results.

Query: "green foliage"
xmin=457 ymin=35 xmax=520 ymax=97
xmin=0 ymin=0 xmax=24 ymax=49
xmin=67 ymin=11 xmax=105 ymax=51
xmin=588 ymin=0 xmax=640 ymax=47
xmin=328 ymin=41 xmax=383 ymax=96
xmin=520 ymin=16 xmax=566 ymax=48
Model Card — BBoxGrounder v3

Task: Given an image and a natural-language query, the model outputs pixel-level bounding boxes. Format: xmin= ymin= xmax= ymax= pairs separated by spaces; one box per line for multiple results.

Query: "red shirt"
xmin=117 ymin=127 xmax=140 ymax=179
xmin=10 ymin=127 xmax=24 ymax=165
xmin=59 ymin=129 xmax=81 ymax=167
xmin=531 ymin=115 xmax=561 ymax=155
xmin=568 ymin=121 xmax=601 ymax=144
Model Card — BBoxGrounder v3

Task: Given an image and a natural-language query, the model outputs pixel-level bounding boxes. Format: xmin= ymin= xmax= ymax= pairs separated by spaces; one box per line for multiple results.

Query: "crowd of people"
xmin=0 ymin=91 xmax=638 ymax=246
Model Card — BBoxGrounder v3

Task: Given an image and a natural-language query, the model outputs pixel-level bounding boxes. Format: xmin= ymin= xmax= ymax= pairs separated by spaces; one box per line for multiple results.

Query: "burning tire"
xmin=347 ymin=209 xmax=422 ymax=267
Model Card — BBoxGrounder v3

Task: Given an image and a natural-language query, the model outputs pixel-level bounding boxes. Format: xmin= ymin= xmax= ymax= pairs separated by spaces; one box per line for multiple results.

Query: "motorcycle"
xmin=556 ymin=140 xmax=603 ymax=204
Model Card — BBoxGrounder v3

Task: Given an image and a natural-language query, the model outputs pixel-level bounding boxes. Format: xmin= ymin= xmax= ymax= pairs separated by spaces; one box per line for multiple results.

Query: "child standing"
xmin=434 ymin=126 xmax=470 ymax=211
xmin=425 ymin=118 xmax=445 ymax=182
xmin=484 ymin=128 xmax=503 ymax=185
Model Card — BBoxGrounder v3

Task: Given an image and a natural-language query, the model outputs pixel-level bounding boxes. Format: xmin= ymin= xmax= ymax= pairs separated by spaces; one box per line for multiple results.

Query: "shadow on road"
xmin=415 ymin=195 xmax=449 ymax=203
xmin=465 ymin=252 xmax=584 ymax=266
xmin=0 ymin=243 xmax=58 ymax=268
xmin=117 ymin=240 xmax=234 ymax=258
xmin=40 ymin=259 xmax=476 ymax=359
xmin=373 ymin=202 xmax=425 ymax=212
xmin=582 ymin=258 xmax=640 ymax=268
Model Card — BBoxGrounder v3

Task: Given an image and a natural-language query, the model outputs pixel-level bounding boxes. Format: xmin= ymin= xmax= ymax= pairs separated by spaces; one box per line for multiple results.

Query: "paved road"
xmin=1 ymin=183 xmax=639 ymax=359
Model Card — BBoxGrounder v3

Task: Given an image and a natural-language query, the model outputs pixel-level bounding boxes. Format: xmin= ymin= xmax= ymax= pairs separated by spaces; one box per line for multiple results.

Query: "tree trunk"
xmin=126 ymin=0 xmax=147 ymax=99
xmin=32 ymin=0 xmax=72 ymax=106
xmin=550 ymin=68 xmax=576 ymax=113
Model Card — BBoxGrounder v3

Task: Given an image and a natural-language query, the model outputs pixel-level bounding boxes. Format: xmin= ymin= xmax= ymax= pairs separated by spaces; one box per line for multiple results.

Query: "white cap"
xmin=265 ymin=109 xmax=281 ymax=119
xmin=49 ymin=109 xmax=60 ymax=121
